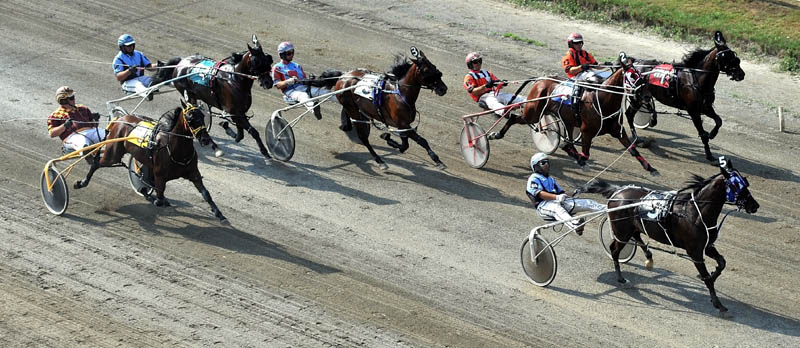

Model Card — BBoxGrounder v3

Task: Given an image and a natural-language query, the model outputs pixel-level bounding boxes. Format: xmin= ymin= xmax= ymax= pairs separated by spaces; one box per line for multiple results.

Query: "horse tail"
xmin=151 ymin=57 xmax=182 ymax=86
xmin=311 ymin=69 xmax=343 ymax=89
xmin=580 ymin=179 xmax=620 ymax=199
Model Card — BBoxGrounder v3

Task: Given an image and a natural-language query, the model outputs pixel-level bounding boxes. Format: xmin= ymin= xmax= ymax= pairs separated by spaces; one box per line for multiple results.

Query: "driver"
xmin=271 ymin=41 xmax=329 ymax=120
xmin=47 ymin=86 xmax=105 ymax=153
xmin=526 ymin=152 xmax=605 ymax=235
xmin=560 ymin=33 xmax=602 ymax=116
xmin=463 ymin=52 xmax=525 ymax=117
xmin=112 ymin=34 xmax=156 ymax=96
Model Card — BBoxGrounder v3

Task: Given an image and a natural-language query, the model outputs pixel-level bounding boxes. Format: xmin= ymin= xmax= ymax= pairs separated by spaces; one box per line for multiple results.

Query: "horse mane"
xmin=678 ymin=173 xmax=721 ymax=194
xmin=389 ymin=54 xmax=412 ymax=78
xmin=158 ymin=107 xmax=182 ymax=130
xmin=681 ymin=48 xmax=713 ymax=68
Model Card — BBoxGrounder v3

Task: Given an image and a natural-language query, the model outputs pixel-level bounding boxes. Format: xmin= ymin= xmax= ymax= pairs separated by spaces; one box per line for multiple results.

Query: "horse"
xmin=152 ymin=34 xmax=274 ymax=162
xmin=73 ymin=101 xmax=227 ymax=222
xmin=333 ymin=46 xmax=448 ymax=170
xmin=635 ymin=31 xmax=745 ymax=161
xmin=492 ymin=52 xmax=657 ymax=175
xmin=582 ymin=156 xmax=759 ymax=312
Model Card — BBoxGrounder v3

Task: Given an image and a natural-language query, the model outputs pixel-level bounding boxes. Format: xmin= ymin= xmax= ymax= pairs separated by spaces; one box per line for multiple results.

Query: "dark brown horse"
xmin=333 ymin=47 xmax=448 ymax=170
xmin=152 ymin=35 xmax=274 ymax=162
xmin=493 ymin=52 xmax=657 ymax=175
xmin=74 ymin=101 xmax=226 ymax=222
xmin=635 ymin=31 xmax=745 ymax=161
xmin=582 ymin=156 xmax=759 ymax=312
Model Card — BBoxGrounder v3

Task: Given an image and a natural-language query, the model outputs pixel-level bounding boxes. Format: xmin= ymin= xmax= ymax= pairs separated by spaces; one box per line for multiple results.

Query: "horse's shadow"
xmin=547 ymin=265 xmax=800 ymax=335
xmin=332 ymin=147 xmax=528 ymax=207
xmin=82 ymin=203 xmax=338 ymax=275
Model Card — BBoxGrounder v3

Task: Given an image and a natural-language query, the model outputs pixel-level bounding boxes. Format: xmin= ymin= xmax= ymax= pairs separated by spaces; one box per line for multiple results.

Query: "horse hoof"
xmin=214 ymin=150 xmax=225 ymax=158
xmin=73 ymin=181 xmax=84 ymax=189
xmin=486 ymin=132 xmax=498 ymax=140
xmin=377 ymin=162 xmax=389 ymax=170
xmin=644 ymin=259 xmax=654 ymax=270
xmin=649 ymin=168 xmax=661 ymax=177
xmin=219 ymin=216 xmax=229 ymax=225
xmin=617 ymin=278 xmax=628 ymax=284
xmin=435 ymin=162 xmax=447 ymax=170
xmin=339 ymin=124 xmax=352 ymax=132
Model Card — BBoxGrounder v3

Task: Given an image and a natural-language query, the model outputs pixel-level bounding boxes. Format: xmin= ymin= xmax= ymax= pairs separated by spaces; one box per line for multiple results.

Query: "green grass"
xmin=508 ymin=0 xmax=800 ymax=73
xmin=502 ymin=32 xmax=547 ymax=47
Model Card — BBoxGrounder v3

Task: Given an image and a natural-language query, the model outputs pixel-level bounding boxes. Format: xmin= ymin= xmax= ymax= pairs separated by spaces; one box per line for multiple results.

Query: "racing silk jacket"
xmin=271 ymin=61 xmax=307 ymax=95
xmin=463 ymin=69 xmax=499 ymax=102
xmin=47 ymin=104 xmax=95 ymax=141
xmin=561 ymin=48 xmax=598 ymax=78
xmin=526 ymin=172 xmax=565 ymax=207
xmin=112 ymin=50 xmax=151 ymax=82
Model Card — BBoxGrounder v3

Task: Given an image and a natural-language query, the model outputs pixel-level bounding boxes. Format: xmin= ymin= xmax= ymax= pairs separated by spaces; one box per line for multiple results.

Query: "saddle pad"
xmin=188 ymin=59 xmax=216 ymax=86
xmin=648 ymin=64 xmax=675 ymax=89
xmin=551 ymin=81 xmax=574 ymax=105
xmin=635 ymin=190 xmax=676 ymax=221
xmin=353 ymin=74 xmax=381 ymax=100
xmin=127 ymin=121 xmax=156 ymax=148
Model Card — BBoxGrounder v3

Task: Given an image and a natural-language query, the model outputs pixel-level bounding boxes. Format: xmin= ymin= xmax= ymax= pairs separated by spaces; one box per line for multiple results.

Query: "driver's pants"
xmin=479 ymin=92 xmax=526 ymax=116
xmin=285 ymin=87 xmax=331 ymax=111
xmin=537 ymin=198 xmax=605 ymax=229
xmin=122 ymin=76 xmax=153 ymax=94
xmin=63 ymin=128 xmax=107 ymax=153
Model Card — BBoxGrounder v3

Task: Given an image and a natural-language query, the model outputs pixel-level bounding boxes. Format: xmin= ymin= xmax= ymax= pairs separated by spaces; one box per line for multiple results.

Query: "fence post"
xmin=778 ymin=107 xmax=784 ymax=133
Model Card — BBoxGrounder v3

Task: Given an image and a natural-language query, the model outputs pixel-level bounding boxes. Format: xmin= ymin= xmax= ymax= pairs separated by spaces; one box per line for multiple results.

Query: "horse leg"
xmin=618 ymin=127 xmax=659 ymax=175
xmin=610 ymin=236 xmax=627 ymax=284
xmin=575 ymin=133 xmax=591 ymax=167
xmin=486 ymin=115 xmax=518 ymax=140
xmin=151 ymin=173 xmax=170 ymax=207
xmin=237 ymin=116 xmax=272 ymax=161
xmin=188 ymin=172 xmax=227 ymax=222
xmin=354 ymin=122 xmax=387 ymax=170
xmin=688 ymin=110 xmax=714 ymax=161
xmin=632 ymin=233 xmax=654 ymax=269
xmin=407 ymin=130 xmax=446 ymax=169
xmin=74 ymin=152 xmax=102 ymax=189
xmin=704 ymin=105 xmax=724 ymax=140
xmin=379 ymin=133 xmax=405 ymax=152
xmin=339 ymin=108 xmax=353 ymax=132
xmin=705 ymin=245 xmax=726 ymax=284
xmin=691 ymin=249 xmax=727 ymax=312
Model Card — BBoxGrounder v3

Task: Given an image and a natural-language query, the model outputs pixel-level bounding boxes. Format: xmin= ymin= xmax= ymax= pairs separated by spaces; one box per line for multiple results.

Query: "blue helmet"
xmin=117 ymin=34 xmax=135 ymax=48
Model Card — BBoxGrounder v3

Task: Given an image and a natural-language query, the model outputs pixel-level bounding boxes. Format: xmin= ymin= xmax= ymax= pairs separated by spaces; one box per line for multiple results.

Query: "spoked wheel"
xmin=460 ymin=122 xmax=490 ymax=168
xmin=598 ymin=216 xmax=636 ymax=263
xmin=531 ymin=113 xmax=562 ymax=154
xmin=127 ymin=155 xmax=154 ymax=197
xmin=520 ymin=234 xmax=558 ymax=287
xmin=265 ymin=116 xmax=295 ymax=161
xmin=40 ymin=165 xmax=69 ymax=216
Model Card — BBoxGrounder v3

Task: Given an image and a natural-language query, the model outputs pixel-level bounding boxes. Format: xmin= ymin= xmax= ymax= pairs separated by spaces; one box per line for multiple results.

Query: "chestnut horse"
xmin=74 ymin=101 xmax=226 ymax=222
xmin=635 ymin=31 xmax=745 ymax=161
xmin=492 ymin=52 xmax=657 ymax=175
xmin=333 ymin=47 xmax=448 ymax=170
xmin=582 ymin=156 xmax=759 ymax=312
xmin=152 ymin=35 xmax=274 ymax=162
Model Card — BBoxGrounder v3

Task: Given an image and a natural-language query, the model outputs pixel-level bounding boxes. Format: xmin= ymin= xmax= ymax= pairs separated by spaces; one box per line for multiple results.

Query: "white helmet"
xmin=530 ymin=152 xmax=548 ymax=170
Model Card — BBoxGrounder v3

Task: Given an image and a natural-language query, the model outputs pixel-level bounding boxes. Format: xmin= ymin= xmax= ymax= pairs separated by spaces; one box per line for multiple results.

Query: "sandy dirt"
xmin=0 ymin=0 xmax=798 ymax=347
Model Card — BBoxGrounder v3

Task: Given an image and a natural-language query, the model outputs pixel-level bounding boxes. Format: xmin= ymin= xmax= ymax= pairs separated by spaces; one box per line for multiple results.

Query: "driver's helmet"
xmin=465 ymin=52 xmax=482 ymax=69
xmin=567 ymin=32 xmax=583 ymax=47
xmin=55 ymin=86 xmax=74 ymax=104
xmin=277 ymin=41 xmax=295 ymax=60
xmin=117 ymin=34 xmax=135 ymax=49
xmin=530 ymin=152 xmax=548 ymax=171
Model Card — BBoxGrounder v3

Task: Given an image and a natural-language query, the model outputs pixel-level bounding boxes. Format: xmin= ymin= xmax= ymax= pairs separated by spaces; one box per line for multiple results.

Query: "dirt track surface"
xmin=1 ymin=1 xmax=799 ymax=347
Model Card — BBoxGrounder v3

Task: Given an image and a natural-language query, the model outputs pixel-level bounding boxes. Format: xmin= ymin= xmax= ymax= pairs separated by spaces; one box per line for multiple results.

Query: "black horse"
xmin=635 ymin=31 xmax=745 ymax=161
xmin=582 ymin=156 xmax=758 ymax=312
xmin=152 ymin=35 xmax=274 ymax=162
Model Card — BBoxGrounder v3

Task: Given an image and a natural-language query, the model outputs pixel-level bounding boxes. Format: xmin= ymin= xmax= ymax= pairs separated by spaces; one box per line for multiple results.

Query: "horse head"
xmin=246 ymin=34 xmax=274 ymax=89
xmin=718 ymin=156 xmax=759 ymax=213
xmin=619 ymin=52 xmax=651 ymax=109
xmin=409 ymin=46 xmax=447 ymax=96
xmin=180 ymin=100 xmax=212 ymax=147
xmin=713 ymin=31 xmax=745 ymax=81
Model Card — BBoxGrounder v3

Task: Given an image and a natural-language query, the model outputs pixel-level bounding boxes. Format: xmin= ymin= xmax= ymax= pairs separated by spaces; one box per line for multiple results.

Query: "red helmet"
xmin=567 ymin=32 xmax=584 ymax=46
xmin=465 ymin=52 xmax=482 ymax=69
